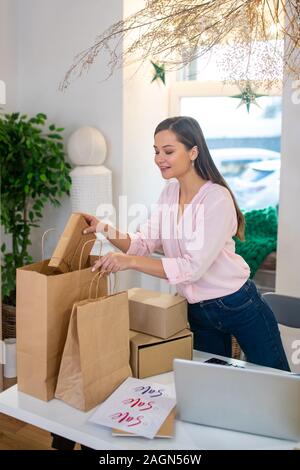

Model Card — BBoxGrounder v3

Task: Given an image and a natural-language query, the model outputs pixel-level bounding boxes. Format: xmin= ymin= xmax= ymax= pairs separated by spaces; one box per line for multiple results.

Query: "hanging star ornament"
xmin=151 ymin=61 xmax=166 ymax=85
xmin=231 ymin=84 xmax=266 ymax=113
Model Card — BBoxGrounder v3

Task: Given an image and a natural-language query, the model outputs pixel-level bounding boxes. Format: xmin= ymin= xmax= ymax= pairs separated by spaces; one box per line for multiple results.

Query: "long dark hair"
xmin=154 ymin=116 xmax=245 ymax=240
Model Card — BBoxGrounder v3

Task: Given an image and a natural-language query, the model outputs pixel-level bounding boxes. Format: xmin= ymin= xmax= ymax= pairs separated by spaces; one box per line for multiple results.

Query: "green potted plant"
xmin=0 ymin=112 xmax=72 ymax=336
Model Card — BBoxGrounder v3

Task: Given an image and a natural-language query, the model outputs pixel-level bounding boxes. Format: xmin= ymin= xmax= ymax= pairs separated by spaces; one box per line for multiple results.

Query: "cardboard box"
xmin=130 ymin=329 xmax=193 ymax=379
xmin=128 ymin=288 xmax=188 ymax=339
xmin=49 ymin=213 xmax=96 ymax=273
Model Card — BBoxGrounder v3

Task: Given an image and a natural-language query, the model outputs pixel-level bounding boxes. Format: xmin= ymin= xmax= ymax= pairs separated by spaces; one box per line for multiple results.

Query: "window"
xmin=169 ymin=79 xmax=282 ymax=211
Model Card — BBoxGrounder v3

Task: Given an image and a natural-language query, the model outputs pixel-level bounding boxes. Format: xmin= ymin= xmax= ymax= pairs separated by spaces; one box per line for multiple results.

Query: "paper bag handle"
xmin=88 ymin=271 xmax=104 ymax=299
xmin=41 ymin=228 xmax=57 ymax=260
xmin=88 ymin=270 xmax=117 ymax=299
xmin=77 ymin=238 xmax=103 ymax=271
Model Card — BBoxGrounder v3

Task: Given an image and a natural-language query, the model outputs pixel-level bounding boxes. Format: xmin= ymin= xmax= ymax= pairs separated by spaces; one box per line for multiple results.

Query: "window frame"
xmin=169 ymin=80 xmax=282 ymax=116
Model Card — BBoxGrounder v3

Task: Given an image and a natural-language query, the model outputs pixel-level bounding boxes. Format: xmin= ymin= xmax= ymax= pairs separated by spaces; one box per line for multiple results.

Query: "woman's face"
xmin=154 ymin=129 xmax=195 ymax=180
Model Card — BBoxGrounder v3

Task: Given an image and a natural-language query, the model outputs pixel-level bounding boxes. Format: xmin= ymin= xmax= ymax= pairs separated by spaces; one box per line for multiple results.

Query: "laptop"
xmin=174 ymin=357 xmax=300 ymax=441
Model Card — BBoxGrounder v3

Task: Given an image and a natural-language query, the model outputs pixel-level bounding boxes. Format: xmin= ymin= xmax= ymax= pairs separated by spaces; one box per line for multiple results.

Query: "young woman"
xmin=83 ymin=116 xmax=290 ymax=372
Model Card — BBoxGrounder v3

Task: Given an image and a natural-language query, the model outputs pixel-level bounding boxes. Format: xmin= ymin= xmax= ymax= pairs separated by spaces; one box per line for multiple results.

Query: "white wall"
xmin=276 ymin=51 xmax=300 ymax=297
xmin=1 ymin=0 xmax=123 ymax=260
xmin=123 ymin=0 xmax=169 ymax=210
xmin=0 ymin=0 xmax=176 ymax=293
xmin=121 ymin=0 xmax=176 ymax=290
xmin=0 ymin=0 xmax=18 ymax=111
xmin=275 ymin=8 xmax=300 ymax=372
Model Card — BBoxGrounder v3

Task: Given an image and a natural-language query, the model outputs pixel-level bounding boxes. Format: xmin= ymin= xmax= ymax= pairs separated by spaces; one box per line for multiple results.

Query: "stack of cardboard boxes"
xmin=128 ymin=288 xmax=193 ymax=378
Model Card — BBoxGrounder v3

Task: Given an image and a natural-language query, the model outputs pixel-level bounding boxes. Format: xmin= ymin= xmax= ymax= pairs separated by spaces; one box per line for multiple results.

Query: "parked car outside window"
xmin=210 ymin=148 xmax=280 ymax=210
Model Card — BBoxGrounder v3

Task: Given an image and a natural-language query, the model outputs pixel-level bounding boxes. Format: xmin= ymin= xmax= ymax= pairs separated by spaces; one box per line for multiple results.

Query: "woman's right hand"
xmin=81 ymin=213 xmax=102 ymax=234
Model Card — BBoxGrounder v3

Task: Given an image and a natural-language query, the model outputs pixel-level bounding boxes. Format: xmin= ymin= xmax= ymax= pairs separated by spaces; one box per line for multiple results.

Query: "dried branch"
xmin=59 ymin=0 xmax=300 ymax=91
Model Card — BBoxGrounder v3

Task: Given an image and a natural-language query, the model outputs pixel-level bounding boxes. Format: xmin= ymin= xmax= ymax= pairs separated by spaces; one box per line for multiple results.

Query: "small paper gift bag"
xmin=55 ymin=274 xmax=132 ymax=411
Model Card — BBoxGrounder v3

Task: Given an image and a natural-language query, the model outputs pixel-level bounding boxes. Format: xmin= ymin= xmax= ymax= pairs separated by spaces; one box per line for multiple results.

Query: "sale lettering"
xmin=110 ymin=411 xmax=143 ymax=427
xmin=122 ymin=397 xmax=154 ymax=411
xmin=133 ymin=385 xmax=164 ymax=397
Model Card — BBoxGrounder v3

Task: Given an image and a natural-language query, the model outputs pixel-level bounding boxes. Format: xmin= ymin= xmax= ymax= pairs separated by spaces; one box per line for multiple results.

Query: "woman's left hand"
xmin=92 ymin=252 xmax=133 ymax=274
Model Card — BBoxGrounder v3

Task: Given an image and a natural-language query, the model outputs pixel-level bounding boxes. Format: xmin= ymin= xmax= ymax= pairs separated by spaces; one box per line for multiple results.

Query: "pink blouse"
xmin=126 ymin=180 xmax=250 ymax=303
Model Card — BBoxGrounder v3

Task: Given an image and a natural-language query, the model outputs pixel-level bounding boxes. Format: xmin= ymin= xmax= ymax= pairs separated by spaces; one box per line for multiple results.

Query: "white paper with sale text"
xmin=89 ymin=377 xmax=176 ymax=439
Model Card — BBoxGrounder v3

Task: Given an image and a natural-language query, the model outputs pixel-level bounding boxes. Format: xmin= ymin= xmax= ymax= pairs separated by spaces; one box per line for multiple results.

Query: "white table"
xmin=0 ymin=351 xmax=297 ymax=450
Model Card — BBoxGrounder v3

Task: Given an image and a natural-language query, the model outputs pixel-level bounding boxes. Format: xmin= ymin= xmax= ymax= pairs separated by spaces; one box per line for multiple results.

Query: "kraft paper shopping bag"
xmin=16 ymin=255 xmax=108 ymax=401
xmin=55 ymin=287 xmax=132 ymax=411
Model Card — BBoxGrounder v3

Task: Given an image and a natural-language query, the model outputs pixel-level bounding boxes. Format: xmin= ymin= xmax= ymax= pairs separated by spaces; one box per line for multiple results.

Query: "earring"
xmin=191 ymin=160 xmax=195 ymax=167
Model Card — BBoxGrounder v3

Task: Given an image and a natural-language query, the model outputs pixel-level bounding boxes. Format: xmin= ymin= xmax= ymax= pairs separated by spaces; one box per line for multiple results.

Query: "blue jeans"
xmin=188 ymin=279 xmax=290 ymax=371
